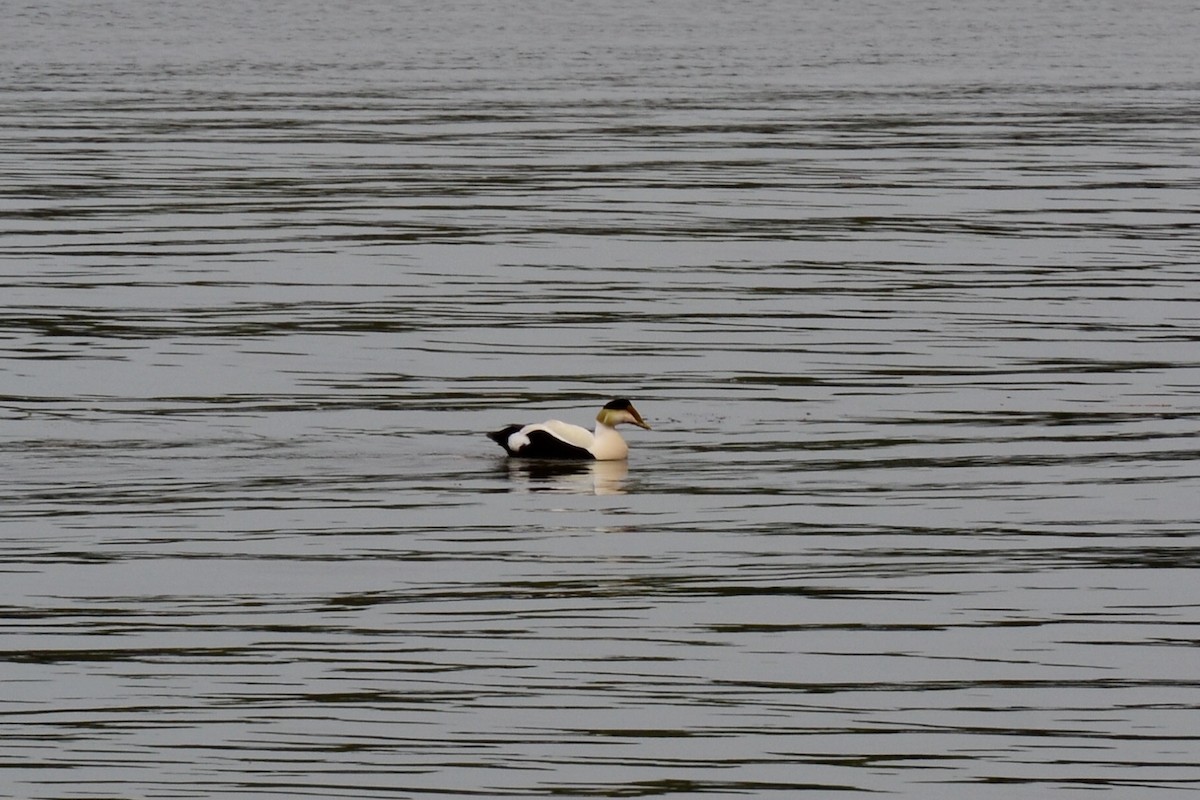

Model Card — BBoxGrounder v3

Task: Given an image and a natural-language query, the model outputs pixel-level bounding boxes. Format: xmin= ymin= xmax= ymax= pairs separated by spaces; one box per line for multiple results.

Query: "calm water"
xmin=3 ymin=0 xmax=1200 ymax=797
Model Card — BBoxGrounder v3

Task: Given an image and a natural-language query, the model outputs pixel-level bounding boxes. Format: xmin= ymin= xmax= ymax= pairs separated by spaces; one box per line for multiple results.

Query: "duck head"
xmin=596 ymin=398 xmax=651 ymax=429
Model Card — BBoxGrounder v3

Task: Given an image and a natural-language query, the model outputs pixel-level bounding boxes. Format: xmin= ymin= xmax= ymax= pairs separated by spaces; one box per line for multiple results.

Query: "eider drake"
xmin=488 ymin=399 xmax=651 ymax=461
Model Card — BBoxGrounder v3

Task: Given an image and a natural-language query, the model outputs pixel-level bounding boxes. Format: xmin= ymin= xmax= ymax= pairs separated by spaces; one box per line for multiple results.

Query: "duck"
xmin=487 ymin=399 xmax=651 ymax=460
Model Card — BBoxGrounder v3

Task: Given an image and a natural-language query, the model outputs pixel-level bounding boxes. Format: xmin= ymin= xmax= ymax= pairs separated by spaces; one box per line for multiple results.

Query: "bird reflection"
xmin=499 ymin=458 xmax=629 ymax=495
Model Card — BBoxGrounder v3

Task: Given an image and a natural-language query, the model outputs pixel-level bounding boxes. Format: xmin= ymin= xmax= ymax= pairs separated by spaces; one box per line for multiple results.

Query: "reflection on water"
xmin=502 ymin=458 xmax=631 ymax=495
xmin=2 ymin=0 xmax=1200 ymax=797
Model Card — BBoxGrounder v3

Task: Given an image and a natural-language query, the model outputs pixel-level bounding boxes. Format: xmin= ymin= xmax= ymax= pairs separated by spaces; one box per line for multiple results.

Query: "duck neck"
xmin=591 ymin=421 xmax=629 ymax=460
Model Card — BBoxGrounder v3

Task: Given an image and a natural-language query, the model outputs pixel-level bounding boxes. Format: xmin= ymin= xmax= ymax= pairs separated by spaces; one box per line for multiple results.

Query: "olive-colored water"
xmin=3 ymin=1 xmax=1199 ymax=797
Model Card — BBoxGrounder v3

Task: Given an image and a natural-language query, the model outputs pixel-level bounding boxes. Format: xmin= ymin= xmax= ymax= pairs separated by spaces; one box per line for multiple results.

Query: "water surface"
xmin=2 ymin=0 xmax=1200 ymax=797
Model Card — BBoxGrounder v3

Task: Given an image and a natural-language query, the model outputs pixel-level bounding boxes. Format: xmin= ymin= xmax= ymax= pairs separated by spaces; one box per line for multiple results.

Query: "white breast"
xmin=588 ymin=423 xmax=629 ymax=460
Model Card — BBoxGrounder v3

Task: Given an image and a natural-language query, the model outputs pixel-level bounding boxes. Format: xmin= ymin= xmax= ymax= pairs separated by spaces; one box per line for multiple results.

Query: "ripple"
xmin=3 ymin=0 xmax=1200 ymax=796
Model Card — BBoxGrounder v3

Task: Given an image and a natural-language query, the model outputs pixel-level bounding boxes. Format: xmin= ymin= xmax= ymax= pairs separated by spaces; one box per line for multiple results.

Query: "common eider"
xmin=487 ymin=399 xmax=651 ymax=461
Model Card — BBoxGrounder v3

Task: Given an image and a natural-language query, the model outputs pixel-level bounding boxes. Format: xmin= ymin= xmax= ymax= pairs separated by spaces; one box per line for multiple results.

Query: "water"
xmin=3 ymin=0 xmax=1200 ymax=797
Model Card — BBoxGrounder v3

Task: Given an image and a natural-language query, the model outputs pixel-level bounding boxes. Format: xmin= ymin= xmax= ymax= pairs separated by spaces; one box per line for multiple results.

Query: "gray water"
xmin=3 ymin=0 xmax=1200 ymax=797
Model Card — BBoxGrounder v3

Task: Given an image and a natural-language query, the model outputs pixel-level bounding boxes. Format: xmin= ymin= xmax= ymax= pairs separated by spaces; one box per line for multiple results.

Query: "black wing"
xmin=487 ymin=424 xmax=594 ymax=459
xmin=521 ymin=429 xmax=594 ymax=460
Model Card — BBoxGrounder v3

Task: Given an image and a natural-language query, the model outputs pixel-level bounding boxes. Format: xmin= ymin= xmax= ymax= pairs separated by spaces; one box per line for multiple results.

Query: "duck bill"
xmin=629 ymin=407 xmax=651 ymax=430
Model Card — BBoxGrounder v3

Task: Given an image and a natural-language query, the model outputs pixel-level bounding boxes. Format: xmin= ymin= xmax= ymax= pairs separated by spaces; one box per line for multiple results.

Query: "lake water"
xmin=2 ymin=0 xmax=1200 ymax=797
